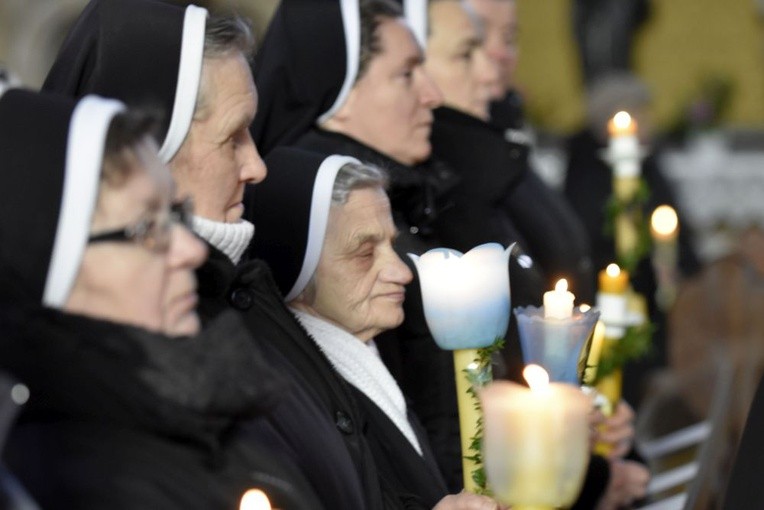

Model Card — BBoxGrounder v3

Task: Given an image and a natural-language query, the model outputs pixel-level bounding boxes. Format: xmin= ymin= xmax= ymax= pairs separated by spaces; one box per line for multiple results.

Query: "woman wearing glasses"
xmin=0 ymin=89 xmax=318 ymax=510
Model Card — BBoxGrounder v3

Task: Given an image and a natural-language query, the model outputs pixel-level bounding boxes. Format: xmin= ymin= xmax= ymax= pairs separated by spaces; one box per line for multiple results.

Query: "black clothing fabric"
xmin=251 ymin=0 xmax=356 ymax=155
xmin=42 ymin=0 xmax=195 ymax=151
xmin=433 ymin=106 xmax=595 ymax=304
xmin=0 ymin=89 xmax=73 ymax=306
xmin=195 ymin=246 xmax=383 ymax=510
xmin=351 ymin=389 xmax=449 ymax=510
xmin=0 ymin=306 xmax=314 ymax=510
xmin=723 ymin=373 xmax=764 ymax=509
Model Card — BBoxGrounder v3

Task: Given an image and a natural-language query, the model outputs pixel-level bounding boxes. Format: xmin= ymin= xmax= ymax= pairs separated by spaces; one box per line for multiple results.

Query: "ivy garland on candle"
xmin=463 ymin=337 xmax=505 ymax=495
xmin=603 ymin=178 xmax=652 ymax=273
xmin=589 ymin=322 xmax=653 ymax=385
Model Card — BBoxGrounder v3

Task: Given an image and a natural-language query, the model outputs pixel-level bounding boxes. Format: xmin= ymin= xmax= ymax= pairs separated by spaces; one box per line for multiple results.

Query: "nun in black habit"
xmin=0 ymin=89 xmax=318 ymax=509
xmin=41 ymin=1 xmax=380 ymax=508
xmin=250 ymin=0 xmax=551 ymax=492
xmin=248 ymin=146 xmax=501 ymax=510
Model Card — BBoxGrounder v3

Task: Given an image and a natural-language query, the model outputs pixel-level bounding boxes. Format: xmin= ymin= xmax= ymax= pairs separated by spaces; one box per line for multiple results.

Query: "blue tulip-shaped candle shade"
xmin=409 ymin=242 xmax=513 ymax=492
xmin=513 ymin=305 xmax=601 ymax=384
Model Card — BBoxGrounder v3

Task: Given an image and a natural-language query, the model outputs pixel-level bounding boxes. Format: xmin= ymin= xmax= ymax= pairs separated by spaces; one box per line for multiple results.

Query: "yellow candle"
xmin=240 ymin=489 xmax=271 ymax=510
xmin=584 ymin=320 xmax=606 ymax=385
xmin=598 ymin=264 xmax=628 ymax=294
xmin=543 ymin=279 xmax=575 ymax=319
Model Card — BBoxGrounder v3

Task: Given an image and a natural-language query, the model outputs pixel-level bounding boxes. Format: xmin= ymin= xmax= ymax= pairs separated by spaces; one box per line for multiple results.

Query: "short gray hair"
xmin=203 ymin=14 xmax=256 ymax=60
xmin=331 ymin=162 xmax=389 ymax=205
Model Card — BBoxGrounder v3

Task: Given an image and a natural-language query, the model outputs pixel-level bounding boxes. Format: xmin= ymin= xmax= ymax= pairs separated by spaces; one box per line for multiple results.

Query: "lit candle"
xmin=239 ymin=489 xmax=272 ymax=510
xmin=607 ymin=111 xmax=640 ymax=178
xmin=651 ymin=205 xmax=678 ymax=242
xmin=481 ymin=365 xmax=591 ymax=509
xmin=598 ymin=263 xmax=629 ymax=294
xmin=650 ymin=205 xmax=679 ymax=310
xmin=583 ymin=320 xmax=606 ymax=385
xmin=543 ymin=278 xmax=575 ymax=319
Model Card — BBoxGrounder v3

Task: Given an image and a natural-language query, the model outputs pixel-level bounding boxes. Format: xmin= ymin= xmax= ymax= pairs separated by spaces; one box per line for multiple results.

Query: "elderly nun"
xmin=249 ymin=146 xmax=503 ymax=510
xmin=0 ymin=89 xmax=315 ymax=510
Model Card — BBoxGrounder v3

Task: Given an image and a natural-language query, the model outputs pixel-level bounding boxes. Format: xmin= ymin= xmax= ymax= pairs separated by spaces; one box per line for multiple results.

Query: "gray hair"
xmin=331 ymin=161 xmax=389 ymax=205
xmin=203 ymin=14 xmax=256 ymax=60
xmin=195 ymin=15 xmax=256 ymax=118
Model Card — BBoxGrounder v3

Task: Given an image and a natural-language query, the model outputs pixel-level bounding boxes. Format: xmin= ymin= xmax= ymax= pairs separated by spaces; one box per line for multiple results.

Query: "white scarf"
xmin=291 ymin=308 xmax=423 ymax=455
xmin=192 ymin=216 xmax=254 ymax=265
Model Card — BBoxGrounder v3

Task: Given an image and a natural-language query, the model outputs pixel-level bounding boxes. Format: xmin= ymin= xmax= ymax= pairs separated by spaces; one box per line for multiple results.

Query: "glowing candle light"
xmin=543 ymin=279 xmax=575 ymax=319
xmin=481 ymin=365 xmax=591 ymax=509
xmin=239 ymin=489 xmax=272 ymax=510
xmin=651 ymin=205 xmax=679 ymax=241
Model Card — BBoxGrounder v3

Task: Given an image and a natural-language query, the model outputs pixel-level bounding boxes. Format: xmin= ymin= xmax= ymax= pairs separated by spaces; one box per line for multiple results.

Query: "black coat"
xmin=0 ymin=306 xmax=314 ymax=510
xmin=432 ymin=106 xmax=596 ymax=304
xmin=196 ymin=246 xmax=388 ymax=510
xmin=349 ymin=387 xmax=448 ymax=509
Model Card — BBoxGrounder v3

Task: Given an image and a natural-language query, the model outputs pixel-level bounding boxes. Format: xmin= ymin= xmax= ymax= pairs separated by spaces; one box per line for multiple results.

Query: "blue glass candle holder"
xmin=513 ymin=306 xmax=601 ymax=384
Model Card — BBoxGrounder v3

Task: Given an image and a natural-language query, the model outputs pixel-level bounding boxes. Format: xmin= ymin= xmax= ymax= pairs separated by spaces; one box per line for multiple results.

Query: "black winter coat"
xmin=196 ymin=246 xmax=387 ymax=510
xmin=0 ymin=306 xmax=314 ymax=510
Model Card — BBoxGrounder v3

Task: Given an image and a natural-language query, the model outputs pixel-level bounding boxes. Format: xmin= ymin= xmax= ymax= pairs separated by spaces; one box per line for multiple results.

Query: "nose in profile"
xmin=239 ymin=131 xmax=268 ymax=185
xmin=416 ymin=67 xmax=444 ymax=109
xmin=382 ymin=250 xmax=414 ymax=285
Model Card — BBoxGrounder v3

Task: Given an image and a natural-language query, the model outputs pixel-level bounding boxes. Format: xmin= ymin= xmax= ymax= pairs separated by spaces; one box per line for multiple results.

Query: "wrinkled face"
xmin=292 ymin=187 xmax=413 ymax=341
xmin=326 ymin=17 xmax=443 ymax=165
xmin=425 ymin=0 xmax=499 ymax=120
xmin=467 ymin=0 xmax=518 ymax=97
xmin=65 ymin=138 xmax=207 ymax=334
xmin=171 ymin=52 xmax=267 ymax=223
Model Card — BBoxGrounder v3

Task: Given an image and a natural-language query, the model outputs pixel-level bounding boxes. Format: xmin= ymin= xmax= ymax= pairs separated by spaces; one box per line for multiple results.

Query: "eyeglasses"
xmin=87 ymin=197 xmax=194 ymax=253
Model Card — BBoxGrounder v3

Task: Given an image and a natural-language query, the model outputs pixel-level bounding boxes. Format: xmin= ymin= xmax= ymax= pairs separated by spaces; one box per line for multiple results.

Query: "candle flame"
xmin=523 ymin=364 xmax=550 ymax=391
xmin=579 ymin=303 xmax=591 ymax=312
xmin=240 ymin=489 xmax=272 ymax=510
xmin=554 ymin=278 xmax=568 ymax=292
xmin=605 ymin=263 xmax=621 ymax=278
xmin=613 ymin=111 xmax=632 ymax=130
xmin=651 ymin=205 xmax=678 ymax=236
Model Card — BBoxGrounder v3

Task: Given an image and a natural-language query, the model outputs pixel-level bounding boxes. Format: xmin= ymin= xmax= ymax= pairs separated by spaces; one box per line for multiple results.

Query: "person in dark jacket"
xmin=249 ymin=146 xmax=502 ymax=510
xmin=43 ymin=1 xmax=390 ymax=508
xmin=250 ymin=0 xmax=566 ymax=497
xmin=0 ymin=89 xmax=318 ymax=509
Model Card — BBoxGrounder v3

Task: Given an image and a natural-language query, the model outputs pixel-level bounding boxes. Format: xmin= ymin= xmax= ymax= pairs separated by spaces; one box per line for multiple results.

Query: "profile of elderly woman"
xmin=250 ymin=146 xmax=502 ymax=510
xmin=0 ymin=90 xmax=307 ymax=509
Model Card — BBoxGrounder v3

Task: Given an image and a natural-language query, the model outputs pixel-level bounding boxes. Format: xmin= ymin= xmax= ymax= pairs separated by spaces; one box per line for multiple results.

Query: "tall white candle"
xmin=543 ymin=279 xmax=575 ymax=319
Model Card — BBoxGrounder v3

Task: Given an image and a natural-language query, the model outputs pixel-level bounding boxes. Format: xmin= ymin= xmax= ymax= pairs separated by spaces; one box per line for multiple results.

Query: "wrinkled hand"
xmin=596 ymin=400 xmax=635 ymax=459
xmin=595 ymin=459 xmax=650 ymax=510
xmin=432 ymin=491 xmax=507 ymax=510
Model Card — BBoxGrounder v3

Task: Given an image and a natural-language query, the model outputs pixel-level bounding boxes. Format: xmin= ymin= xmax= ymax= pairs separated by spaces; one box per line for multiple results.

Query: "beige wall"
xmin=515 ymin=0 xmax=764 ymax=134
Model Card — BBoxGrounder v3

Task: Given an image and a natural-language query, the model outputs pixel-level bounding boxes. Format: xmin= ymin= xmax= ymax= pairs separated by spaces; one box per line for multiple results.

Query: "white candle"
xmin=608 ymin=111 xmax=640 ymax=178
xmin=543 ymin=278 xmax=575 ymax=319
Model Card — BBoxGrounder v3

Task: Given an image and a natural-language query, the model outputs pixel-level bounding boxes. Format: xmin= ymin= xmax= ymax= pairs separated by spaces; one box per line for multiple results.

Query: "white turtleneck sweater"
xmin=192 ymin=216 xmax=254 ymax=265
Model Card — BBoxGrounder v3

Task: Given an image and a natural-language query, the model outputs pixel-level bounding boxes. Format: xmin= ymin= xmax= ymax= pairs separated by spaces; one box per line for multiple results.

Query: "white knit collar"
xmin=192 ymin=216 xmax=254 ymax=265
xmin=291 ymin=308 xmax=423 ymax=455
